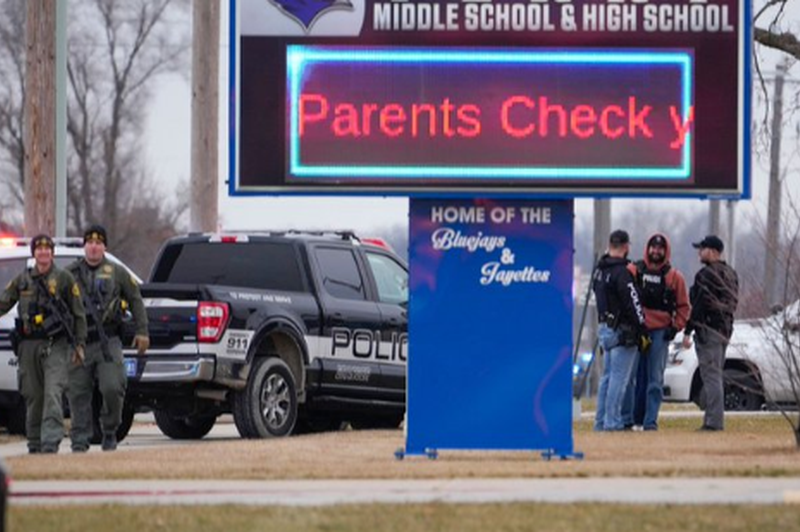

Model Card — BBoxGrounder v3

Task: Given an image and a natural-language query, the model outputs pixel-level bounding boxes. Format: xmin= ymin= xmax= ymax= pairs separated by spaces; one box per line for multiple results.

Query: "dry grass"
xmin=6 ymin=415 xmax=800 ymax=481
xmin=10 ymin=503 xmax=800 ymax=532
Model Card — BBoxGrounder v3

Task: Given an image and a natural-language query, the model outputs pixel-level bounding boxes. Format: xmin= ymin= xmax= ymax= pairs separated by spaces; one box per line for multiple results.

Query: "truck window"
xmin=314 ymin=247 xmax=365 ymax=301
xmin=152 ymin=242 xmax=305 ymax=292
xmin=366 ymin=252 xmax=407 ymax=305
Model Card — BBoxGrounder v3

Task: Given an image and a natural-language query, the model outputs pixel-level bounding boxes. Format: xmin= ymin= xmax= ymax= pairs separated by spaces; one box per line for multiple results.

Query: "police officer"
xmin=683 ymin=235 xmax=739 ymax=432
xmin=592 ymin=229 xmax=648 ymax=431
xmin=66 ymin=225 xmax=149 ymax=452
xmin=623 ymin=233 xmax=691 ymax=431
xmin=0 ymin=235 xmax=87 ymax=454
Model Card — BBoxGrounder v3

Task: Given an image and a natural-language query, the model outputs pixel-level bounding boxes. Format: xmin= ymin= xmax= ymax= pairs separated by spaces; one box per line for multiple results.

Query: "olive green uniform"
xmin=0 ymin=266 xmax=87 ymax=453
xmin=66 ymin=258 xmax=147 ymax=449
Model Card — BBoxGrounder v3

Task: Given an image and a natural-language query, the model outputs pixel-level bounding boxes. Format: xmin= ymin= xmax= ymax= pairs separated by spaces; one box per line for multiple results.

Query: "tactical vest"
xmin=69 ymin=260 xmax=124 ymax=332
xmin=16 ymin=269 xmax=65 ymax=338
xmin=634 ymin=260 xmax=676 ymax=312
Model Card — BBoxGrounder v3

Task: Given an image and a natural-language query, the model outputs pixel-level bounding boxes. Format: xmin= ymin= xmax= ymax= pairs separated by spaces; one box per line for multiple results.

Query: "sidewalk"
xmin=10 ymin=477 xmax=800 ymax=506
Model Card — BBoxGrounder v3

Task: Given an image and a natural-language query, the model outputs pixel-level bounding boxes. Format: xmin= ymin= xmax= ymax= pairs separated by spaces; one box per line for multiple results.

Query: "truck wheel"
xmin=90 ymin=397 xmax=137 ymax=444
xmin=234 ymin=357 xmax=297 ymax=438
xmin=723 ymin=369 xmax=763 ymax=411
xmin=5 ymin=399 xmax=26 ymax=436
xmin=153 ymin=410 xmax=217 ymax=440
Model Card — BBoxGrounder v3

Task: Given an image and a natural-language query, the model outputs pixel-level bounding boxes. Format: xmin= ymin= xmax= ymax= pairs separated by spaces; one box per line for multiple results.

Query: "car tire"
xmin=233 ymin=357 xmax=297 ymax=438
xmin=153 ymin=410 xmax=217 ymax=440
xmin=4 ymin=399 xmax=26 ymax=436
xmin=723 ymin=368 xmax=764 ymax=411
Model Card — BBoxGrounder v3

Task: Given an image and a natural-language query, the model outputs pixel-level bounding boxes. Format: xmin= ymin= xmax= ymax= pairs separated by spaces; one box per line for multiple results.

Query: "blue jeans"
xmin=623 ymin=328 xmax=668 ymax=429
xmin=594 ymin=325 xmax=639 ymax=431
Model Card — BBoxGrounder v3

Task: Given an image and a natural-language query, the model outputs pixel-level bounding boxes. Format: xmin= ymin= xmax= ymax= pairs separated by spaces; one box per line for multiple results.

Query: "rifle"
xmin=34 ymin=275 xmax=78 ymax=351
xmin=78 ymin=264 xmax=112 ymax=363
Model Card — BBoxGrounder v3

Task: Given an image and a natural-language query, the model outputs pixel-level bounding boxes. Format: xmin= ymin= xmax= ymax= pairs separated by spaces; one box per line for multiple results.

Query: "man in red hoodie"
xmin=623 ymin=233 xmax=691 ymax=430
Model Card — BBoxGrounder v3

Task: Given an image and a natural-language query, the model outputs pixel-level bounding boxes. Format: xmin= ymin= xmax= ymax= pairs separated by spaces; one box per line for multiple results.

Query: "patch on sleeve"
xmin=72 ymin=283 xmax=81 ymax=297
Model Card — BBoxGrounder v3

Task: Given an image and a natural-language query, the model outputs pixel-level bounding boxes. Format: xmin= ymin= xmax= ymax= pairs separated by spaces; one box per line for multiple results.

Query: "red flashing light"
xmin=362 ymin=237 xmax=391 ymax=250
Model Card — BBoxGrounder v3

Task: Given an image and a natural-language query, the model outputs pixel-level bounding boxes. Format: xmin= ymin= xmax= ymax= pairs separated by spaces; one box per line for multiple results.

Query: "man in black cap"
xmin=0 ymin=235 xmax=87 ymax=453
xmin=66 ymin=225 xmax=149 ymax=451
xmin=592 ymin=229 xmax=648 ymax=431
xmin=683 ymin=235 xmax=739 ymax=431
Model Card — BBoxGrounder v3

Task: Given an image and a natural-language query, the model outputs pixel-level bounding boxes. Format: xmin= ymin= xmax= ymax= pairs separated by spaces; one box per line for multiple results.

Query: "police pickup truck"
xmin=123 ymin=231 xmax=408 ymax=439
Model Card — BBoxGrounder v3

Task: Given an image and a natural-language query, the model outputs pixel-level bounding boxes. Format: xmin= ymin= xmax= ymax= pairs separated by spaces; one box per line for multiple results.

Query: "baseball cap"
xmin=648 ymin=235 xmax=667 ymax=248
xmin=609 ymin=229 xmax=630 ymax=245
xmin=692 ymin=235 xmax=724 ymax=252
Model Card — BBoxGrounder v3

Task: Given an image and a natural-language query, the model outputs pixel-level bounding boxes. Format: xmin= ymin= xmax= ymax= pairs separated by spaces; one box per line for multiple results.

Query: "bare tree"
xmin=733 ymin=196 xmax=800 ymax=447
xmin=0 ymin=0 xmax=26 ymax=220
xmin=754 ymin=0 xmax=800 ymax=61
xmin=65 ymin=0 xmax=190 ymax=274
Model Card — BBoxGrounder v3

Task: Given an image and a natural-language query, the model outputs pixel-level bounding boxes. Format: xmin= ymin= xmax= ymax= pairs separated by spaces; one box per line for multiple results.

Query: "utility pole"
xmin=708 ymin=200 xmax=721 ymax=236
xmin=24 ymin=0 xmax=56 ymax=236
xmin=726 ymin=200 xmax=737 ymax=269
xmin=589 ymin=199 xmax=611 ymax=394
xmin=764 ymin=60 xmax=787 ymax=308
xmin=190 ymin=1 xmax=220 ymax=233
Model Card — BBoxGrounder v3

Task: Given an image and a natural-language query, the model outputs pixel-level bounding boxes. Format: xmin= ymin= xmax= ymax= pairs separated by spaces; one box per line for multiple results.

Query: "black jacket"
xmin=593 ymin=254 xmax=646 ymax=332
xmin=685 ymin=260 xmax=739 ymax=340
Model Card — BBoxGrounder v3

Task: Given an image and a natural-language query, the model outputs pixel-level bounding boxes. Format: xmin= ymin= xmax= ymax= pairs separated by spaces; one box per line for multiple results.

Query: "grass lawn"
xmin=6 ymin=414 xmax=800 ymax=481
xmin=10 ymin=503 xmax=800 ymax=532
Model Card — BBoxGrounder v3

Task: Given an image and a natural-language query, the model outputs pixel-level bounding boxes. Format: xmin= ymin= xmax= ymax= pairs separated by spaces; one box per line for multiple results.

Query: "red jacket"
xmin=626 ymin=232 xmax=691 ymax=331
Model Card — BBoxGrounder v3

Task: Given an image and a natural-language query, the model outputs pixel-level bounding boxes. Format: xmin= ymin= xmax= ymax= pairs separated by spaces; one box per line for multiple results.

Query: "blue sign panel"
xmin=405 ymin=198 xmax=574 ymax=456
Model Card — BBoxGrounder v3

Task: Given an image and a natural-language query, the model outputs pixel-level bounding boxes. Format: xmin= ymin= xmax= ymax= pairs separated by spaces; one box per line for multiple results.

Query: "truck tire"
xmin=233 ymin=357 xmax=297 ymax=438
xmin=154 ymin=410 xmax=217 ymax=440
xmin=89 ymin=391 xmax=136 ymax=444
xmin=4 ymin=399 xmax=26 ymax=436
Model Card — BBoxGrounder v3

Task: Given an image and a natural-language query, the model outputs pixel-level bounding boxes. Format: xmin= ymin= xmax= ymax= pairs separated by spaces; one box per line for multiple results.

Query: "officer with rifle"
xmin=67 ymin=225 xmax=149 ymax=452
xmin=0 ymin=235 xmax=87 ymax=454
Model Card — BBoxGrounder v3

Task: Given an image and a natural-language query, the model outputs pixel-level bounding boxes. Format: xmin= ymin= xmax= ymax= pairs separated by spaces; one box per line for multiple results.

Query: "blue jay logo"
xmin=269 ymin=0 xmax=354 ymax=32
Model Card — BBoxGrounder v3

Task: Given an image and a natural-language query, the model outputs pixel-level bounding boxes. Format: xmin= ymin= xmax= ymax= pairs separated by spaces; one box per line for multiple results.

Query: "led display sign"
xmin=288 ymin=47 xmax=693 ymax=181
xmin=232 ymin=0 xmax=749 ymax=197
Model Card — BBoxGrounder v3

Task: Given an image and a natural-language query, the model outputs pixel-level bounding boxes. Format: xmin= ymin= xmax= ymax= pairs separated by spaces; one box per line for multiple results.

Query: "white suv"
xmin=664 ymin=304 xmax=800 ymax=411
xmin=0 ymin=237 xmax=140 ymax=437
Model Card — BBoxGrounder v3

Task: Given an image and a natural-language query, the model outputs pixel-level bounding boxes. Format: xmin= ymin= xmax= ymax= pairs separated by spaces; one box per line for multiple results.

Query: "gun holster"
xmin=9 ymin=319 xmax=22 ymax=355
xmin=617 ymin=323 xmax=638 ymax=347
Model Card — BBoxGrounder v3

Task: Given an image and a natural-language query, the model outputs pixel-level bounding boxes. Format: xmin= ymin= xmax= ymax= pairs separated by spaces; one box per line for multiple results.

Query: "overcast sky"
xmin=143 ymin=1 xmax=800 ymax=239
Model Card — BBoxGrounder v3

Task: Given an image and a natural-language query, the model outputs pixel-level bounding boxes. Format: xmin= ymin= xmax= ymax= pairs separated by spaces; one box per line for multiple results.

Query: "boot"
xmin=101 ymin=433 xmax=117 ymax=451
